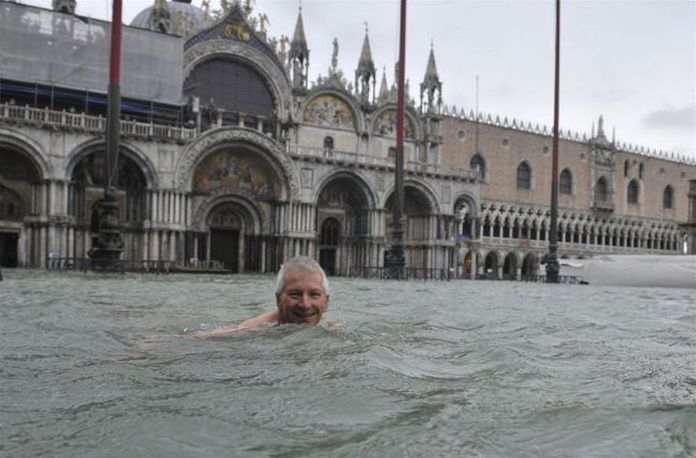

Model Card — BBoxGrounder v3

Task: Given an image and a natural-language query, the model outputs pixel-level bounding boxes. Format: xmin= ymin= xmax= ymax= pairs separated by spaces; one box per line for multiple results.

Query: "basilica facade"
xmin=1 ymin=0 xmax=694 ymax=278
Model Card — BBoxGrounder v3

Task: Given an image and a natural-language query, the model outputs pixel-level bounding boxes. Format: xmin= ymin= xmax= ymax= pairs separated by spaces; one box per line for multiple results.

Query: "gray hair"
xmin=275 ymin=256 xmax=330 ymax=295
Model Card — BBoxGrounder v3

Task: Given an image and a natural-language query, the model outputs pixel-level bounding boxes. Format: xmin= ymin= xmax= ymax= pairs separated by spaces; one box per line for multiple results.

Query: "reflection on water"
xmin=1 ymin=270 xmax=695 ymax=457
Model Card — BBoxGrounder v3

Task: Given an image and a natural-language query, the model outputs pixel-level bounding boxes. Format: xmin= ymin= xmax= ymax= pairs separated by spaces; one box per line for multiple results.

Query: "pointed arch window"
xmin=624 ymin=160 xmax=629 ymax=177
xmin=663 ymin=185 xmax=673 ymax=209
xmin=470 ymin=154 xmax=486 ymax=179
xmin=516 ymin=162 xmax=531 ymax=189
xmin=627 ymin=179 xmax=639 ymax=204
xmin=560 ymin=168 xmax=572 ymax=194
xmin=639 ymin=163 xmax=644 ymax=179
xmin=595 ymin=177 xmax=608 ymax=202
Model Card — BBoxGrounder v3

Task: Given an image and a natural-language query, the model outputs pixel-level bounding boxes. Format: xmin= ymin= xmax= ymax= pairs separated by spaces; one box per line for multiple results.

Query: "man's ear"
xmin=275 ymin=293 xmax=281 ymax=306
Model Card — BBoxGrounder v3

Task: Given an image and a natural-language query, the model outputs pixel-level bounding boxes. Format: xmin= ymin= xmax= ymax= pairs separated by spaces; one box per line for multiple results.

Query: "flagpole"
xmin=546 ymin=0 xmax=561 ymax=283
xmin=385 ymin=0 xmax=407 ymax=279
xmin=88 ymin=0 xmax=124 ymax=271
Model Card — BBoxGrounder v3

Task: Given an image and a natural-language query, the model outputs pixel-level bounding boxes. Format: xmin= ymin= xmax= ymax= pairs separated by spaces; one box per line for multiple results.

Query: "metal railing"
xmin=349 ymin=266 xmax=453 ymax=281
xmin=521 ymin=274 xmax=582 ymax=284
xmin=45 ymin=257 xmax=232 ymax=274
xmin=46 ymin=257 xmax=175 ymax=274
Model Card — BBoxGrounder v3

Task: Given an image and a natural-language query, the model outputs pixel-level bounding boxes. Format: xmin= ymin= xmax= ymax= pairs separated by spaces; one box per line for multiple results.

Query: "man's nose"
xmin=297 ymin=293 xmax=312 ymax=307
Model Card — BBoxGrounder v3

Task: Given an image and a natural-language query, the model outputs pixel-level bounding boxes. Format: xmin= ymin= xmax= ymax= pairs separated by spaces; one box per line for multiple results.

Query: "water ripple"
xmin=2 ymin=270 xmax=695 ymax=457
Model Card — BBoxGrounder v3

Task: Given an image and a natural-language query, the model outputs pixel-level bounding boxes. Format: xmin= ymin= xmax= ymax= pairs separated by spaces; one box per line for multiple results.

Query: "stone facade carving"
xmin=303 ymin=94 xmax=355 ymax=129
xmin=373 ymin=108 xmax=417 ymax=139
xmin=174 ymin=127 xmax=299 ymax=200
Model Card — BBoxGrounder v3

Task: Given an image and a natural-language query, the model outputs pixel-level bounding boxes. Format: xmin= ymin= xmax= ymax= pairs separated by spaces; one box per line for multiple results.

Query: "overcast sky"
xmin=25 ymin=0 xmax=696 ymax=159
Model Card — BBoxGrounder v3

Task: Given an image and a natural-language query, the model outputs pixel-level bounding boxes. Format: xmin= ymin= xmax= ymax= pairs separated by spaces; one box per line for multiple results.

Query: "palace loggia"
xmin=1 ymin=0 xmax=694 ymax=278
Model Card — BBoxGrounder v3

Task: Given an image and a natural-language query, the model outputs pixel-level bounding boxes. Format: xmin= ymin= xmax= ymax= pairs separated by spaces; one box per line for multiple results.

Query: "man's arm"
xmin=193 ymin=310 xmax=279 ymax=338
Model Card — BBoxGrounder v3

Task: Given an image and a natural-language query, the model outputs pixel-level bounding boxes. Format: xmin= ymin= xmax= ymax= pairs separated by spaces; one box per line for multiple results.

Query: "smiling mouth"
xmin=292 ymin=309 xmax=317 ymax=319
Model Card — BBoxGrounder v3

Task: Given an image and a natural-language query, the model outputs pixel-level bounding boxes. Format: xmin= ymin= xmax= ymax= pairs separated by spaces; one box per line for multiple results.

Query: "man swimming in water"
xmin=121 ymin=257 xmax=330 ymax=358
xmin=198 ymin=256 xmax=331 ymax=336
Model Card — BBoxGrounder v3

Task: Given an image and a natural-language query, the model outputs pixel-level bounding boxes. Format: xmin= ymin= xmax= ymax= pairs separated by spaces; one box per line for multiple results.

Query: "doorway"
xmin=319 ymin=217 xmax=340 ymax=275
xmin=210 ymin=229 xmax=239 ymax=272
xmin=0 ymin=232 xmax=19 ymax=267
xmin=319 ymin=248 xmax=336 ymax=276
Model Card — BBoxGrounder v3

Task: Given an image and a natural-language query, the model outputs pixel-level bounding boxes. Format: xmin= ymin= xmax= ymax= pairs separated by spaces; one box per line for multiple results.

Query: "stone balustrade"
xmin=2 ymin=103 xmax=478 ymax=180
xmin=292 ymin=146 xmax=478 ymax=181
xmin=0 ymin=103 xmax=196 ymax=142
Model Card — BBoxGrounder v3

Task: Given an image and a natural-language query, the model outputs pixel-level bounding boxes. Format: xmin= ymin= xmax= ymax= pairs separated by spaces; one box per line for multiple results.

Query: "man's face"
xmin=276 ymin=268 xmax=329 ymax=325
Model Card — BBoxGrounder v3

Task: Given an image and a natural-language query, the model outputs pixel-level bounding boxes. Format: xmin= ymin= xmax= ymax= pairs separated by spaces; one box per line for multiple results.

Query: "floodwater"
xmin=1 ymin=270 xmax=695 ymax=458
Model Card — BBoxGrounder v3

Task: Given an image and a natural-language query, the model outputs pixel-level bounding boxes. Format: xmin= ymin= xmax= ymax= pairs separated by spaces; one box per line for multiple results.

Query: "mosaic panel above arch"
xmin=303 ymin=95 xmax=356 ymax=129
xmin=192 ymin=148 xmax=281 ymax=202
xmin=373 ymin=109 xmax=416 ymax=139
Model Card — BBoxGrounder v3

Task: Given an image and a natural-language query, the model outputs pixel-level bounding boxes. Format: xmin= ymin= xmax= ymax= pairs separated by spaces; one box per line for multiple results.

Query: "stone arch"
xmin=519 ymin=216 xmax=531 ymax=239
xmin=492 ymin=214 xmax=503 ymax=237
xmin=480 ymin=212 xmax=492 ymax=237
xmin=522 ymin=252 xmax=538 ymax=279
xmin=569 ymin=221 xmax=580 ymax=244
xmin=452 ymin=192 xmax=478 ymax=217
xmin=382 ymin=178 xmax=441 ymax=214
xmin=503 ymin=215 xmax=513 ymax=238
xmin=483 ymin=250 xmax=500 ymax=277
xmin=453 ymin=193 xmax=477 ymax=240
xmin=301 ymin=90 xmax=362 ymax=132
xmin=461 ymin=249 xmax=483 ymax=276
xmin=66 ymin=141 xmax=153 ymax=225
xmin=314 ymin=170 xmax=375 ymax=241
xmin=200 ymin=194 xmax=263 ymax=234
xmin=314 ymin=170 xmax=375 ymax=275
xmin=503 ymin=251 xmax=520 ymax=279
xmin=65 ymin=139 xmax=158 ymax=188
xmin=184 ymin=41 xmax=292 ymax=120
xmin=0 ymin=184 xmax=26 ymax=222
xmin=174 ymin=127 xmax=297 ymax=199
xmin=0 ymin=128 xmax=51 ymax=180
xmin=314 ymin=169 xmax=377 ymax=209
xmin=198 ymin=195 xmax=264 ymax=273
xmin=371 ymin=104 xmax=422 ymax=140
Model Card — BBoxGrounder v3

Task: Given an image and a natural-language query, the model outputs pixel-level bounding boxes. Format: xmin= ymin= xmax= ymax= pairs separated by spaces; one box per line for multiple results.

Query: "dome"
xmin=130 ymin=0 xmax=207 ymax=37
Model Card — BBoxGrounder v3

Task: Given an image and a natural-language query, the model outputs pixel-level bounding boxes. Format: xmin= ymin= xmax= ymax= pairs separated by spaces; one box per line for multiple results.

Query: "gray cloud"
xmin=641 ymin=107 xmax=695 ymax=130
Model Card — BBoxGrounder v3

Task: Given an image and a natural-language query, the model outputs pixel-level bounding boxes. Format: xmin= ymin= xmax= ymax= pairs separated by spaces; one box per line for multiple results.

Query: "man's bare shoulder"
xmin=194 ymin=310 xmax=279 ymax=338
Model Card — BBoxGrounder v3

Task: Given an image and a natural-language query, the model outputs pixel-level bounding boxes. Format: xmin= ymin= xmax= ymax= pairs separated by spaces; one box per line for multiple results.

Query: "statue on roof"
xmin=331 ymin=38 xmax=339 ymax=72
xmin=258 ymin=13 xmax=269 ymax=33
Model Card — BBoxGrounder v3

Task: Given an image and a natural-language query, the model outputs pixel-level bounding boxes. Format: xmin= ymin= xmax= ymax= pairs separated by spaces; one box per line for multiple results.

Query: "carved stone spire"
xmin=355 ymin=25 xmax=376 ymax=104
xmin=378 ymin=67 xmax=389 ymax=102
xmin=52 ymin=0 xmax=76 ymax=14
xmin=420 ymin=44 xmax=442 ymax=114
xmin=289 ymin=6 xmax=310 ymax=89
xmin=592 ymin=114 xmax=611 ymax=147
xmin=151 ymin=0 xmax=172 ymax=34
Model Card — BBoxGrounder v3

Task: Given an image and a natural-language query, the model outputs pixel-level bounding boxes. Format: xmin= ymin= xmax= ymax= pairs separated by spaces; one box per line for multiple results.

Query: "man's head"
xmin=275 ymin=256 xmax=330 ymax=325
